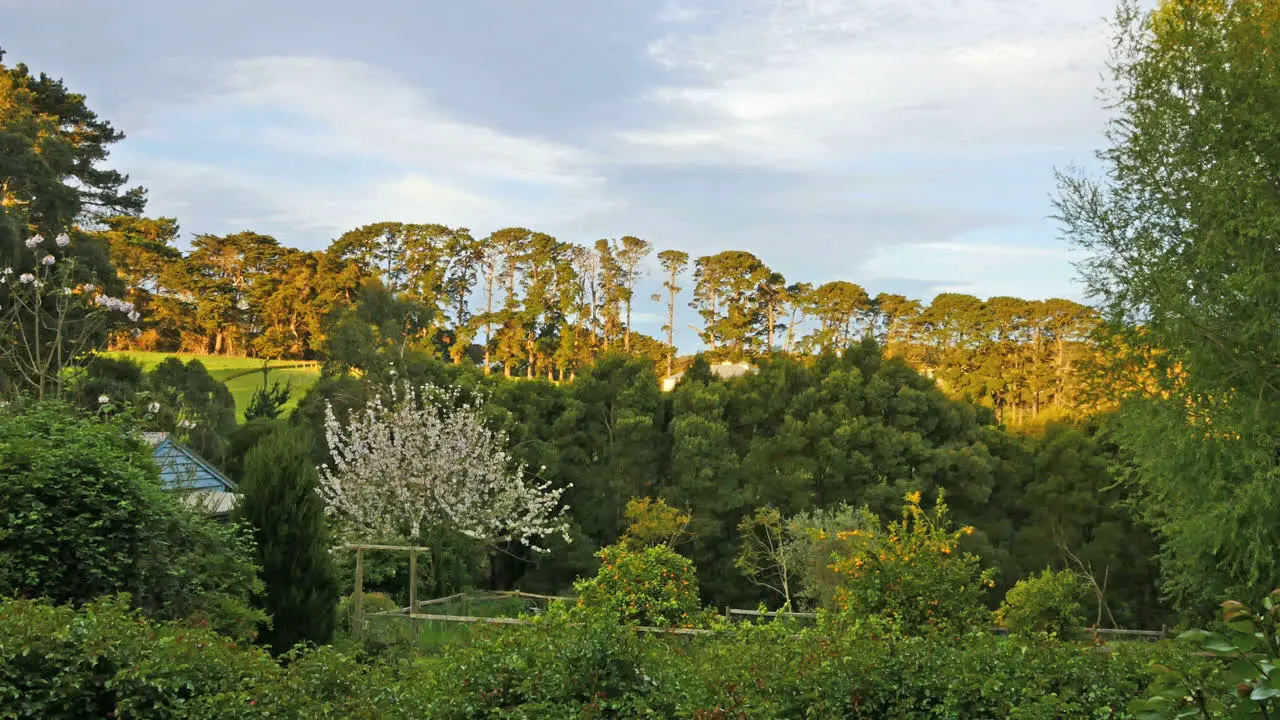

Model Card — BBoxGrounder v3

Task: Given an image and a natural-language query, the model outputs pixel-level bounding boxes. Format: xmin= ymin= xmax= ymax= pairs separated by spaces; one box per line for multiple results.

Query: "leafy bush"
xmin=574 ymin=544 xmax=709 ymax=628
xmin=0 ymin=595 xmax=386 ymax=720
xmin=826 ymin=490 xmax=997 ymax=635
xmin=997 ymin=568 xmax=1087 ymax=638
xmin=0 ymin=401 xmax=172 ymax=604
xmin=0 ymin=592 xmax=1173 ymax=719
xmin=0 ymin=401 xmax=264 ymax=639
xmin=1132 ymin=589 xmax=1280 ymax=719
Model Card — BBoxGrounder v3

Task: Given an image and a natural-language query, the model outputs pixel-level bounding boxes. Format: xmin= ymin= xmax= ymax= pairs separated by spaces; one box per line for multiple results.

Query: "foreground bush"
xmin=0 ymin=594 xmax=1180 ymax=719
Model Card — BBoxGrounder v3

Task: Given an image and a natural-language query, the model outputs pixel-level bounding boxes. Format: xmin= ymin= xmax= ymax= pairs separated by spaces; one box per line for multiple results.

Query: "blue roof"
xmin=142 ymin=432 xmax=236 ymax=492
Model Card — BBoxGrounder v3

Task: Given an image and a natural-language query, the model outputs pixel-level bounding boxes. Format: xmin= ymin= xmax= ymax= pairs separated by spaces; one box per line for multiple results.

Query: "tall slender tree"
xmin=653 ymin=249 xmax=688 ymax=375
xmin=235 ymin=425 xmax=338 ymax=654
xmin=616 ymin=235 xmax=652 ymax=352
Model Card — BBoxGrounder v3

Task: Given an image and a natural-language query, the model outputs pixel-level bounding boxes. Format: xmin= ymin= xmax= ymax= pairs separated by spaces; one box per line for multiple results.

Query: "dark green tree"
xmin=234 ymin=425 xmax=338 ymax=653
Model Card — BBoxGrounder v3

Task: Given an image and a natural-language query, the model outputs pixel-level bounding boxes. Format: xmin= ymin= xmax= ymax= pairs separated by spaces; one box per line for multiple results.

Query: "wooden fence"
xmin=358 ymin=589 xmax=1168 ymax=642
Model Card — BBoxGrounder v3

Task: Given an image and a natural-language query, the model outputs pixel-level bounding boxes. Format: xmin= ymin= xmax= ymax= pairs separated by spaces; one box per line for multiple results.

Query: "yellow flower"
xmin=906 ymin=491 xmax=922 ymax=505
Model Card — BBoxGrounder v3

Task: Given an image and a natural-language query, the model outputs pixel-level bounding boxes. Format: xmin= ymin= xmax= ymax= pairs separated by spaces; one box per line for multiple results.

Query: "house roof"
xmin=660 ymin=361 xmax=758 ymax=391
xmin=142 ymin=432 xmax=237 ymax=494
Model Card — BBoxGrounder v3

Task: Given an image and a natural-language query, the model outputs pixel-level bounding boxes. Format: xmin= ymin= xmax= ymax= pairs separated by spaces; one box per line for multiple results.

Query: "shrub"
xmin=1132 ymin=589 xmax=1280 ymax=719
xmin=0 ymin=595 xmax=274 ymax=719
xmin=0 ymin=401 xmax=264 ymax=639
xmin=574 ymin=544 xmax=709 ymax=628
xmin=235 ymin=425 xmax=337 ymax=654
xmin=0 ymin=401 xmax=171 ymax=604
xmin=826 ymin=490 xmax=996 ymax=635
xmin=0 ymin=595 xmax=388 ymax=720
xmin=997 ymin=568 xmax=1087 ymax=638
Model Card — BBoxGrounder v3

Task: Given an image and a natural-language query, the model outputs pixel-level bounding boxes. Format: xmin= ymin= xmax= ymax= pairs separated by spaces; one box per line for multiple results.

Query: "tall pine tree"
xmin=235 ymin=425 xmax=338 ymax=653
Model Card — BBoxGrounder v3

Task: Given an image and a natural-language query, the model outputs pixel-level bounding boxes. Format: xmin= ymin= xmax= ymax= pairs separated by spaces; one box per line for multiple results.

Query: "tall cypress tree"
xmin=235 ymin=425 xmax=337 ymax=653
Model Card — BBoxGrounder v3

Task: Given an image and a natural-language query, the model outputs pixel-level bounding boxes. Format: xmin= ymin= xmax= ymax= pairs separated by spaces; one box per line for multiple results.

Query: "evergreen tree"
xmin=235 ymin=425 xmax=338 ymax=653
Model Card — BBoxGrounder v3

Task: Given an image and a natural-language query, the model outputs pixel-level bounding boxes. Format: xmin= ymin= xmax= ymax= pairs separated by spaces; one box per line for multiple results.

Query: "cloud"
xmin=858 ymin=237 xmax=1086 ymax=302
xmin=113 ymin=55 xmax=619 ymax=245
xmin=622 ymin=0 xmax=1118 ymax=169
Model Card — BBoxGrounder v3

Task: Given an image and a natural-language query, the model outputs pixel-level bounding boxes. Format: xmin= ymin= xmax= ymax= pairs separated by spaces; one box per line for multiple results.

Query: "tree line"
xmin=94 ymin=217 xmax=1099 ymax=424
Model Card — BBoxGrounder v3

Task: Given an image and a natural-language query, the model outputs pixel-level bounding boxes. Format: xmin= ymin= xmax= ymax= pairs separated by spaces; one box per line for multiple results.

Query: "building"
xmin=142 ymin=432 xmax=238 ymax=519
xmin=660 ymin=361 xmax=757 ymax=392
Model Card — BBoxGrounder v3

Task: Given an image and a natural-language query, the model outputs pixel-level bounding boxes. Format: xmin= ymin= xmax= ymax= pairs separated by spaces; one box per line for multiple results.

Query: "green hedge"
xmin=0 ymin=595 xmax=1179 ymax=719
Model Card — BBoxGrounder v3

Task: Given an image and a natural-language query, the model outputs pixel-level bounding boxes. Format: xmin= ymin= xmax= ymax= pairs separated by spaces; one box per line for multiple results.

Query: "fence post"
xmin=353 ymin=547 xmax=365 ymax=639
xmin=409 ymin=549 xmax=419 ymax=638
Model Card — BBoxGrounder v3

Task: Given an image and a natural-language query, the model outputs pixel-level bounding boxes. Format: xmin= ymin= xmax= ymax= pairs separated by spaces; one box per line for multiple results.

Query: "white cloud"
xmin=117 ymin=55 xmax=619 ymax=242
xmin=858 ymin=238 xmax=1086 ymax=301
xmin=624 ymin=0 xmax=1119 ymax=168
xmin=216 ymin=56 xmax=602 ymax=190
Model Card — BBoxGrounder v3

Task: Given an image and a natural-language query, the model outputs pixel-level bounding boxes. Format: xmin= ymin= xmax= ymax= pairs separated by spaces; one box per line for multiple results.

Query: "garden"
xmin=4 ymin=0 xmax=1280 ymax=717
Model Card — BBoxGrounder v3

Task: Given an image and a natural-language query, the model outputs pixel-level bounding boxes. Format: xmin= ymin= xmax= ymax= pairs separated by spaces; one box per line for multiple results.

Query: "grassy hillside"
xmin=101 ymin=352 xmax=322 ymax=421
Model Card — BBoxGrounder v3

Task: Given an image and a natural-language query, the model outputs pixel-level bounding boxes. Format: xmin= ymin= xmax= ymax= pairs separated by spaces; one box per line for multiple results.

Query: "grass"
xmin=100 ymin=351 xmax=322 ymax=422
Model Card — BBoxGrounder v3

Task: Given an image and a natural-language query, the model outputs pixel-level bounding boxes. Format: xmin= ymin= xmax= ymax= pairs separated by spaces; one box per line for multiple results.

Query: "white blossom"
xmin=40 ymin=254 xmax=55 ymax=266
xmin=18 ymin=273 xmax=34 ymax=284
xmin=81 ymin=282 xmax=95 ymax=292
xmin=24 ymin=235 xmax=43 ymax=249
xmin=97 ymin=395 xmax=110 ymax=405
xmin=319 ymin=382 xmax=571 ymax=550
xmin=2 ymin=268 xmax=11 ymax=275
xmin=93 ymin=294 xmax=136 ymax=315
xmin=178 ymin=419 xmax=197 ymax=430
xmin=54 ymin=233 xmax=71 ymax=247
xmin=148 ymin=402 xmax=161 ymax=414
xmin=127 ymin=310 xmax=140 ymax=322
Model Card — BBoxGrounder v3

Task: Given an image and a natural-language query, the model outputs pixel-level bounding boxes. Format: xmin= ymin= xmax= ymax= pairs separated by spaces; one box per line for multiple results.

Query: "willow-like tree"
xmin=1055 ymin=0 xmax=1280 ymax=614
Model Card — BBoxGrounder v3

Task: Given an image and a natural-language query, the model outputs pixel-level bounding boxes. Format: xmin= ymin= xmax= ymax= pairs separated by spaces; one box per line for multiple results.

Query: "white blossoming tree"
xmin=0 ymin=233 xmax=140 ymax=399
xmin=319 ymin=382 xmax=572 ymax=551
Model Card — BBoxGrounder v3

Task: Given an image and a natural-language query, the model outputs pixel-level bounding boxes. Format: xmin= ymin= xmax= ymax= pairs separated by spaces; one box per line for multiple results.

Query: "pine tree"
xmin=235 ymin=425 xmax=338 ymax=653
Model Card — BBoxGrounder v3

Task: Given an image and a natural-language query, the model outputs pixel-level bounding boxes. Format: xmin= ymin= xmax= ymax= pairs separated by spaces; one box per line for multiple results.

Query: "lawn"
xmin=100 ymin=351 xmax=322 ymax=421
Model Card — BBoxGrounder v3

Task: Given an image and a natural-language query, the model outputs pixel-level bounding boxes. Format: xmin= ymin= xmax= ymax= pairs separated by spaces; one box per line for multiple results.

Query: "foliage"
xmin=0 ymin=595 xmax=379 ymax=720
xmin=320 ymin=381 xmax=570 ymax=549
xmin=234 ymin=424 xmax=338 ymax=653
xmin=1132 ymin=589 xmax=1280 ymax=719
xmin=0 ymin=401 xmax=264 ymax=639
xmin=0 ymin=589 xmax=1177 ymax=720
xmin=573 ymin=544 xmax=709 ymax=628
xmin=997 ymin=568 xmax=1087 ymax=638
xmin=242 ymin=377 xmax=291 ymax=421
xmin=0 ymin=233 xmax=138 ymax=399
xmin=0 ymin=400 xmax=167 ymax=604
xmin=827 ymin=490 xmax=997 ymax=635
xmin=1056 ymin=0 xmax=1280 ymax=614
xmin=781 ymin=502 xmax=877 ymax=610
xmin=618 ymin=496 xmax=691 ymax=550
xmin=735 ymin=505 xmax=799 ymax=607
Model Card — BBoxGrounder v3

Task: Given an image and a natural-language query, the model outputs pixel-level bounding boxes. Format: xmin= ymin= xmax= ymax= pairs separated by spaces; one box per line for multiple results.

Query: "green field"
xmin=101 ymin=351 xmax=322 ymax=421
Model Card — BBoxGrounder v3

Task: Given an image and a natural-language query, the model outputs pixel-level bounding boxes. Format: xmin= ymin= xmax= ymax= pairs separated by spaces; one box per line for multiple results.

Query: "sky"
xmin=3 ymin=0 xmax=1127 ymax=344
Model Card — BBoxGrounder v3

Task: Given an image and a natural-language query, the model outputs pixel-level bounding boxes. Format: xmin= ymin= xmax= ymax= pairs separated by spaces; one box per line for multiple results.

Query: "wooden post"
xmin=409 ymin=549 xmax=419 ymax=639
xmin=353 ymin=548 xmax=365 ymax=639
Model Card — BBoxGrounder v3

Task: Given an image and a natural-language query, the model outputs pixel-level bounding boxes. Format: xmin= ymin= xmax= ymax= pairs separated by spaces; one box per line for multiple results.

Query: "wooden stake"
xmin=353 ymin=548 xmax=364 ymax=639
xmin=409 ymin=550 xmax=419 ymax=639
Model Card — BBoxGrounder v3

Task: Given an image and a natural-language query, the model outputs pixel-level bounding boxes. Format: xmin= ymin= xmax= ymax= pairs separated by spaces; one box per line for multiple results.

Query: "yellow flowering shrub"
xmin=827 ymin=490 xmax=996 ymax=635
xmin=573 ymin=544 xmax=710 ymax=628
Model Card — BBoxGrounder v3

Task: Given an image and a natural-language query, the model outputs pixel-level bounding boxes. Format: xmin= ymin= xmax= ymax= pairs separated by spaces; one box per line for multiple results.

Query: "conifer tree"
xmin=235 ymin=425 xmax=338 ymax=653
